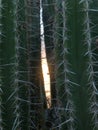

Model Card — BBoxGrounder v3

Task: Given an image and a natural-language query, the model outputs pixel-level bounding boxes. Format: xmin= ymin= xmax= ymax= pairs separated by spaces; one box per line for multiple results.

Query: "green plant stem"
xmin=62 ymin=0 xmax=94 ymax=130
xmin=0 ymin=0 xmax=20 ymax=129
xmin=25 ymin=0 xmax=45 ymax=129
xmin=54 ymin=0 xmax=68 ymax=129
xmin=89 ymin=1 xmax=98 ymax=129
xmin=16 ymin=0 xmax=29 ymax=129
xmin=54 ymin=0 xmax=97 ymax=130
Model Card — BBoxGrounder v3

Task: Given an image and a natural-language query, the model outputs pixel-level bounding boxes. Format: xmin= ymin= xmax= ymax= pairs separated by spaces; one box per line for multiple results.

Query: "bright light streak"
xmin=41 ymin=52 xmax=51 ymax=108
xmin=40 ymin=0 xmax=51 ymax=108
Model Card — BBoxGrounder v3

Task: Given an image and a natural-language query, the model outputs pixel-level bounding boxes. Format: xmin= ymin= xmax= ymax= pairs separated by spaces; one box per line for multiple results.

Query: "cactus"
xmin=0 ymin=0 xmax=21 ymax=129
xmin=53 ymin=0 xmax=71 ymax=129
xmin=53 ymin=0 xmax=98 ymax=130
xmin=89 ymin=1 xmax=98 ymax=129
xmin=16 ymin=0 xmax=29 ymax=129
xmin=0 ymin=0 xmax=98 ymax=130
xmin=25 ymin=0 xmax=45 ymax=129
xmin=90 ymin=1 xmax=98 ymax=88
xmin=0 ymin=0 xmax=45 ymax=129
xmin=0 ymin=1 xmax=2 ymax=129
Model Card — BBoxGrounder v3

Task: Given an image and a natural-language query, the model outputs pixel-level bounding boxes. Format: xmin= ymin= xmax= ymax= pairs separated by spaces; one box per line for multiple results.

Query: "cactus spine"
xmin=53 ymin=0 xmax=98 ymax=130
xmin=16 ymin=0 xmax=29 ymax=129
xmin=0 ymin=0 xmax=45 ymax=129
xmin=89 ymin=1 xmax=98 ymax=129
xmin=25 ymin=0 xmax=45 ymax=129
xmin=0 ymin=0 xmax=21 ymax=129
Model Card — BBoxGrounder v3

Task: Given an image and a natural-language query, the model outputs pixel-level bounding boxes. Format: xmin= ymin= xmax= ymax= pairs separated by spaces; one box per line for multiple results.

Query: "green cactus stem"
xmin=0 ymin=0 xmax=3 ymax=129
xmin=89 ymin=1 xmax=98 ymax=129
xmin=54 ymin=0 xmax=98 ymax=130
xmin=0 ymin=0 xmax=21 ymax=129
xmin=25 ymin=0 xmax=45 ymax=129
xmin=16 ymin=0 xmax=29 ymax=129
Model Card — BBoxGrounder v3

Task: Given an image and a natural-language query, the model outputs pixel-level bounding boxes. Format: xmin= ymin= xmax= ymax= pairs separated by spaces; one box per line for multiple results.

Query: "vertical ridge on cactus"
xmin=62 ymin=1 xmax=75 ymax=130
xmin=0 ymin=0 xmax=3 ymax=129
xmin=11 ymin=0 xmax=20 ymax=129
xmin=64 ymin=1 xmax=93 ymax=130
xmin=16 ymin=0 xmax=29 ymax=129
xmin=53 ymin=0 xmax=75 ymax=129
xmin=0 ymin=0 xmax=20 ymax=129
xmin=89 ymin=1 xmax=98 ymax=129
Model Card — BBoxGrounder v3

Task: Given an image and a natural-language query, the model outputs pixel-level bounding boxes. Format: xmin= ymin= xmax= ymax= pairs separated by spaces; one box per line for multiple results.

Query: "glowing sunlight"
xmin=40 ymin=0 xmax=51 ymax=108
xmin=41 ymin=44 xmax=51 ymax=108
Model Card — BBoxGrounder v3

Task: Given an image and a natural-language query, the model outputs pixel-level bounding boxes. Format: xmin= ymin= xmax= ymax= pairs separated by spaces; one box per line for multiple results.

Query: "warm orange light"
xmin=41 ymin=43 xmax=51 ymax=108
xmin=40 ymin=0 xmax=51 ymax=108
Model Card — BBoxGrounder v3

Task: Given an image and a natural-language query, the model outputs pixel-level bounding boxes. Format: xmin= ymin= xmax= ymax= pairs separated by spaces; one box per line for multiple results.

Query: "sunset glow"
xmin=41 ymin=46 xmax=51 ymax=108
xmin=40 ymin=0 xmax=51 ymax=108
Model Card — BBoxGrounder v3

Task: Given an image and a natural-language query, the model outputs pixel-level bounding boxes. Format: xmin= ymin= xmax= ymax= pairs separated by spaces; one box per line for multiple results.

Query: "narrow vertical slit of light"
xmin=40 ymin=0 xmax=51 ymax=108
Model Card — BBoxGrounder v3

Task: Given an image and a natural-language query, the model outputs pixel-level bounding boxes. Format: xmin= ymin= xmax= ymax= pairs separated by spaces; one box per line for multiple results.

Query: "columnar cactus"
xmin=0 ymin=0 xmax=20 ymax=129
xmin=53 ymin=0 xmax=98 ymax=130
xmin=0 ymin=0 xmax=98 ymax=130
xmin=90 ymin=0 xmax=98 ymax=87
xmin=89 ymin=1 xmax=98 ymax=129
xmin=0 ymin=1 xmax=2 ymax=129
xmin=0 ymin=0 xmax=45 ymax=129
xmin=16 ymin=0 xmax=29 ymax=129
xmin=25 ymin=0 xmax=45 ymax=129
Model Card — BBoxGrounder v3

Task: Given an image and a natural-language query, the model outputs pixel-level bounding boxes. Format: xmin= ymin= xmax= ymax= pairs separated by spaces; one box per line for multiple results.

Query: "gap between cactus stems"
xmin=40 ymin=0 xmax=51 ymax=108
